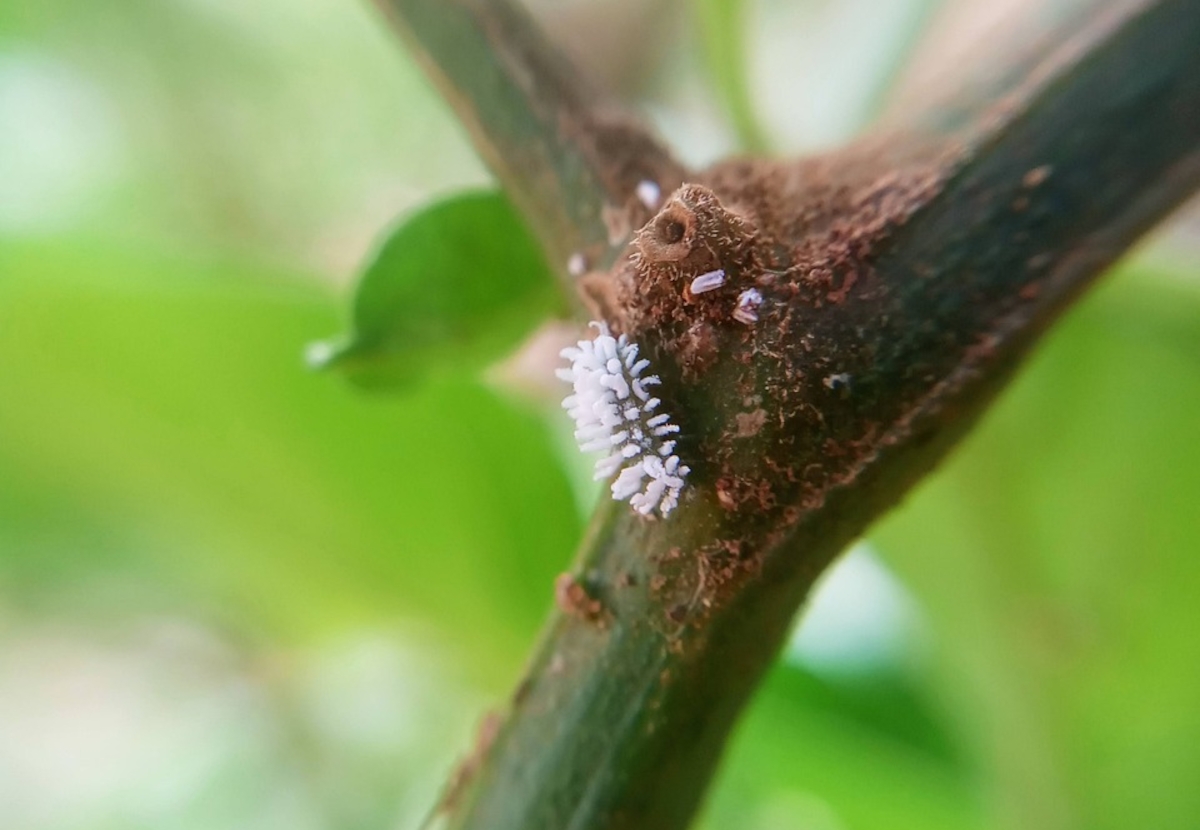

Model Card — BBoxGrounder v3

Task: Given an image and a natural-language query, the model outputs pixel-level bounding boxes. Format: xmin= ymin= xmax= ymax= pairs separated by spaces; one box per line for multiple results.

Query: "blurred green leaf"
xmin=309 ymin=190 xmax=561 ymax=390
xmin=701 ymin=663 xmax=985 ymax=830
xmin=873 ymin=264 xmax=1200 ymax=830
xmin=0 ymin=236 xmax=579 ymax=687
xmin=694 ymin=0 xmax=769 ymax=152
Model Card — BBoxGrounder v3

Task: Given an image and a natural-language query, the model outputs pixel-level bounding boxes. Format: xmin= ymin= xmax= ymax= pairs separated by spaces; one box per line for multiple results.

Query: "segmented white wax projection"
xmin=558 ymin=323 xmax=690 ymax=517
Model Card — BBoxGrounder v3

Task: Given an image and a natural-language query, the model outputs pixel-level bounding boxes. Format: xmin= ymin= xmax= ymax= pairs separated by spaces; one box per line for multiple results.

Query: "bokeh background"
xmin=2 ymin=1 xmax=1199 ymax=829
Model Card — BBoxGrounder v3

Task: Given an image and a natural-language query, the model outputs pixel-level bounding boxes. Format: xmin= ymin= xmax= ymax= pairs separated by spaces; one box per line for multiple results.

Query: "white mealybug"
xmin=635 ymin=179 xmax=662 ymax=210
xmin=557 ymin=322 xmax=690 ymax=517
xmin=689 ymin=269 xmax=726 ymax=295
xmin=567 ymin=251 xmax=588 ymax=277
xmin=732 ymin=288 xmax=762 ymax=324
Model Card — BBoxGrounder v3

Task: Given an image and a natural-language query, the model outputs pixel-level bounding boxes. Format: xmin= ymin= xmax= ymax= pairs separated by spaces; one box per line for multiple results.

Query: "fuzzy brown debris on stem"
xmin=588 ymin=135 xmax=957 ymax=530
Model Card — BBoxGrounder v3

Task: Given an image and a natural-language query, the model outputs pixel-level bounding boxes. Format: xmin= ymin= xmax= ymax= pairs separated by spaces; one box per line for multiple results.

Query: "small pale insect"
xmin=732 ymin=288 xmax=762 ymax=324
xmin=635 ymin=180 xmax=662 ymax=210
xmin=689 ymin=269 xmax=726 ymax=295
xmin=567 ymin=251 xmax=588 ymax=277
xmin=557 ymin=322 xmax=690 ymax=517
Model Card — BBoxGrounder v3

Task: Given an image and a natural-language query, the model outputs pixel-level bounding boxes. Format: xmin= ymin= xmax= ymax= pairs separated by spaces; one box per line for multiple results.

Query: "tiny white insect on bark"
xmin=689 ymin=269 xmax=726 ymax=295
xmin=557 ymin=322 xmax=690 ymax=517
xmin=635 ymin=180 xmax=662 ymax=210
xmin=732 ymin=288 xmax=762 ymax=324
xmin=567 ymin=251 xmax=587 ymax=277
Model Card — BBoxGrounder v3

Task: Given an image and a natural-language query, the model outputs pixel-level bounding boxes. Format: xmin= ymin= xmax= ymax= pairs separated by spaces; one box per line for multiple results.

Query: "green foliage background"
xmin=1 ymin=2 xmax=1197 ymax=829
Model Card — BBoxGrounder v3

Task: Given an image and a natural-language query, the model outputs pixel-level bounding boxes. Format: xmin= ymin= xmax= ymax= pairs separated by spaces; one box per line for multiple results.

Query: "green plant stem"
xmin=378 ymin=1 xmax=1200 ymax=828
xmin=370 ymin=0 xmax=685 ymax=278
